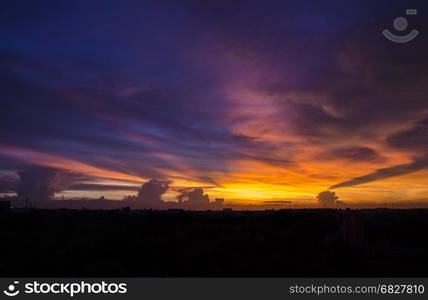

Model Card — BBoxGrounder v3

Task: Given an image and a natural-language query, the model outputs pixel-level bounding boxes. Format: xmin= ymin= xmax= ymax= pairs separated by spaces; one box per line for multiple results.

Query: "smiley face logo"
xmin=3 ymin=281 xmax=20 ymax=297
xmin=383 ymin=9 xmax=419 ymax=43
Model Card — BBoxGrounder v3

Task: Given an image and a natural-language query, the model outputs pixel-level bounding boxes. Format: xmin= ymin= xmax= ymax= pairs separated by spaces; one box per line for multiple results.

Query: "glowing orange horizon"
xmin=1 ymin=142 xmax=428 ymax=207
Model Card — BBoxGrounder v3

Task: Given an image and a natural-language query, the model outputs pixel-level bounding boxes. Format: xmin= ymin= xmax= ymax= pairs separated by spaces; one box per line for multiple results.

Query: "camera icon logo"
xmin=3 ymin=281 xmax=20 ymax=297
xmin=383 ymin=9 xmax=419 ymax=43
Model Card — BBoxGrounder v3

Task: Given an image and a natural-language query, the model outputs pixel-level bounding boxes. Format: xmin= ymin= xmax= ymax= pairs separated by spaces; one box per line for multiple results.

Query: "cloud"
xmin=177 ymin=187 xmax=209 ymax=202
xmin=0 ymin=144 xmax=146 ymax=183
xmin=0 ymin=174 xmax=19 ymax=193
xmin=68 ymin=183 xmax=140 ymax=192
xmin=331 ymin=119 xmax=428 ymax=189
xmin=137 ymin=179 xmax=170 ymax=206
xmin=316 ymin=191 xmax=338 ymax=208
xmin=330 ymin=155 xmax=428 ymax=189
xmin=176 ymin=187 xmax=210 ymax=207
xmin=321 ymin=147 xmax=385 ymax=162
xmin=387 ymin=118 xmax=428 ymax=153
xmin=1 ymin=0 xmax=428 ymax=205
xmin=15 ymin=167 xmax=83 ymax=201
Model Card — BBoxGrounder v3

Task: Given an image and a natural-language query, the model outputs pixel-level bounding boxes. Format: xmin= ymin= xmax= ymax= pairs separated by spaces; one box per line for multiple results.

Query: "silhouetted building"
xmin=341 ymin=212 xmax=365 ymax=246
xmin=0 ymin=200 xmax=11 ymax=212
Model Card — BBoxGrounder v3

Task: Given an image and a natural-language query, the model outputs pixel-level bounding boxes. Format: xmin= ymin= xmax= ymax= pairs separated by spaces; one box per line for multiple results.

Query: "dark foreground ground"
xmin=1 ymin=208 xmax=428 ymax=277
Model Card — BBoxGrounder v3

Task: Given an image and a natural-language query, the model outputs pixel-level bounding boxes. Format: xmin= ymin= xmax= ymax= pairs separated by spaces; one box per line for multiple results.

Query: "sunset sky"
xmin=1 ymin=0 xmax=428 ymax=207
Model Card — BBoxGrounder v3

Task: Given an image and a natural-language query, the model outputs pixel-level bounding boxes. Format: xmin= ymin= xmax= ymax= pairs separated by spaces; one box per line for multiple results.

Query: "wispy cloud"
xmin=330 ymin=156 xmax=428 ymax=189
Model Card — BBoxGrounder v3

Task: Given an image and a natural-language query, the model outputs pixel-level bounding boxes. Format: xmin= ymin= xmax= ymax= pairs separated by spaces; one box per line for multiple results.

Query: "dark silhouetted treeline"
xmin=1 ymin=208 xmax=428 ymax=277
